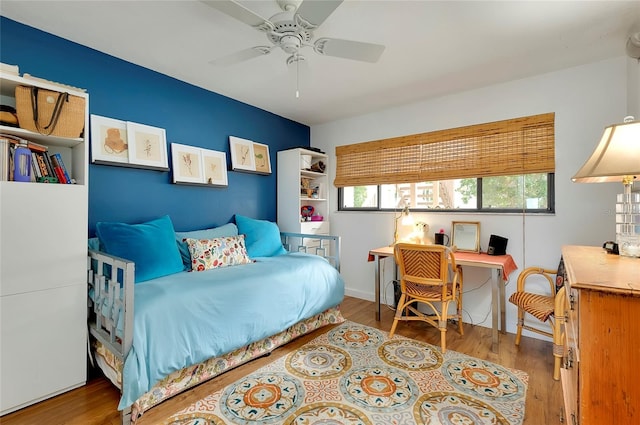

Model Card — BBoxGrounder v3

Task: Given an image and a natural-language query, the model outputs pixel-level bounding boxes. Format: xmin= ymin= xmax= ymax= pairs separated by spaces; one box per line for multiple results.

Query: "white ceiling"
xmin=2 ymin=1 xmax=639 ymax=126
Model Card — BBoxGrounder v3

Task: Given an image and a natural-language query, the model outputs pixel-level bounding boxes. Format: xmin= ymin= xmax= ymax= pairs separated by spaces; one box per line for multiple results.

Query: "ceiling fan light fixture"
xmin=280 ymin=34 xmax=302 ymax=54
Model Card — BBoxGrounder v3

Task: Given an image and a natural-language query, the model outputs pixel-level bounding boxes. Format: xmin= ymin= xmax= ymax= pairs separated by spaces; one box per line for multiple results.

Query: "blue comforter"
xmin=118 ymin=252 xmax=344 ymax=409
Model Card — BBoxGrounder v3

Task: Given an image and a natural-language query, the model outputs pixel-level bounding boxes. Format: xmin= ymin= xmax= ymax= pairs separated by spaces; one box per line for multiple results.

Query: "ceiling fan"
xmin=202 ymin=0 xmax=385 ymax=67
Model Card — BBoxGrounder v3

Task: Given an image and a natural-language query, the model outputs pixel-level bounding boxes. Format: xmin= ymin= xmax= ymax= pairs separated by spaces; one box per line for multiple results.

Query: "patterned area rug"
xmin=165 ymin=321 xmax=528 ymax=425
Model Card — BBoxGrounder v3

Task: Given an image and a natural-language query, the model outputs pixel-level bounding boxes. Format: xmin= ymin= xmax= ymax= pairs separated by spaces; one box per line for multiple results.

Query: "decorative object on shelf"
xmin=451 ymin=221 xmax=480 ymax=252
xmin=392 ymin=203 xmax=413 ymax=245
xmin=252 ymin=142 xmax=271 ymax=174
xmin=171 ymin=143 xmax=228 ymax=187
xmin=229 ymin=136 xmax=271 ymax=175
xmin=171 ymin=143 xmax=202 ymax=184
xmin=572 ymin=116 xmax=640 ymax=257
xmin=300 ymin=154 xmax=312 ymax=170
xmin=12 ymin=142 xmax=31 ymax=182
xmin=0 ymin=105 xmax=18 ymax=127
xmin=15 ymin=86 xmax=85 ymax=138
xmin=301 ymin=205 xmax=314 ymax=221
xmin=202 ymin=149 xmax=228 ymax=186
xmin=91 ymin=115 xmax=169 ymax=171
xmin=300 ymin=176 xmax=314 ymax=197
xmin=229 ymin=136 xmax=255 ymax=172
xmin=90 ymin=115 xmax=129 ymax=164
xmin=127 ymin=121 xmax=168 ymax=169
xmin=310 ymin=160 xmax=325 ymax=173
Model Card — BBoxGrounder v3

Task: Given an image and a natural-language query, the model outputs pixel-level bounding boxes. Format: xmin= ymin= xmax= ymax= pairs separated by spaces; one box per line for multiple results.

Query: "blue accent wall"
xmin=0 ymin=17 xmax=310 ymax=235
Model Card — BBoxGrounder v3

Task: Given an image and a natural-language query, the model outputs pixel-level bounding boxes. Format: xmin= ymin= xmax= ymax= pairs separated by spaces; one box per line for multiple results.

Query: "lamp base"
xmin=615 ymin=191 xmax=640 ymax=258
xmin=616 ymin=234 xmax=640 ymax=257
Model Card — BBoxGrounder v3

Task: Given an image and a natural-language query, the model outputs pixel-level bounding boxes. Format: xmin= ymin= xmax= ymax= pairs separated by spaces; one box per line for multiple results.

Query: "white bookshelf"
xmin=277 ymin=148 xmax=330 ymax=237
xmin=0 ymin=71 xmax=89 ymax=414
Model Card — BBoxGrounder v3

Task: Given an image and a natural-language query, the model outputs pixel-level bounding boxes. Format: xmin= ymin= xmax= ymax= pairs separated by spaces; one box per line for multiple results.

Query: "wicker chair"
xmin=389 ymin=243 xmax=463 ymax=353
xmin=508 ymin=260 xmax=567 ymax=380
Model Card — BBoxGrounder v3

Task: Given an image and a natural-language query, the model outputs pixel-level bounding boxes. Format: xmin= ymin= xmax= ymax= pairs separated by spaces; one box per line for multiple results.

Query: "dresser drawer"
xmin=301 ymin=220 xmax=329 ymax=235
xmin=565 ymin=286 xmax=580 ymax=363
xmin=560 ymin=362 xmax=579 ymax=425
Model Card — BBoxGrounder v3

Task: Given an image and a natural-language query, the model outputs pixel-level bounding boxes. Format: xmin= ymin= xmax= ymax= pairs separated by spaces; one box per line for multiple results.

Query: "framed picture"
xmin=127 ymin=122 xmax=169 ymax=169
xmin=171 ymin=143 xmax=203 ymax=184
xmin=171 ymin=143 xmax=228 ymax=187
xmin=252 ymin=142 xmax=271 ymax=174
xmin=452 ymin=221 xmax=481 ymax=253
xmin=90 ymin=115 xmax=129 ymax=164
xmin=202 ymin=149 xmax=228 ymax=186
xmin=229 ymin=136 xmax=256 ymax=172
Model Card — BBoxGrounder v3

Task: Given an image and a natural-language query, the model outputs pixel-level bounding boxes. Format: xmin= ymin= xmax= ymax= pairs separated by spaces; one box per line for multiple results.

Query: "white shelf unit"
xmin=0 ymin=71 xmax=89 ymax=415
xmin=277 ymin=148 xmax=330 ymax=238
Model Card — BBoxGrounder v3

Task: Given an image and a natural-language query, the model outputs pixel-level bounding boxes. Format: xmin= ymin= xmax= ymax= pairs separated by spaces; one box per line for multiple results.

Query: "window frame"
xmin=337 ymin=173 xmax=555 ymax=214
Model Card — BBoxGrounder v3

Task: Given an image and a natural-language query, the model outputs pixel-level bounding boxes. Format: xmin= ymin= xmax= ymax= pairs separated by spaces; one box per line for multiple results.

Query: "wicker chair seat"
xmin=508 ymin=291 xmax=554 ymax=322
xmin=405 ymin=281 xmax=454 ymax=300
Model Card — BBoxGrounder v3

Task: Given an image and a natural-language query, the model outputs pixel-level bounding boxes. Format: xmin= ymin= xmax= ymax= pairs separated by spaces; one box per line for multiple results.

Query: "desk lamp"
xmin=392 ymin=203 xmax=414 ymax=245
xmin=572 ymin=116 xmax=640 ymax=257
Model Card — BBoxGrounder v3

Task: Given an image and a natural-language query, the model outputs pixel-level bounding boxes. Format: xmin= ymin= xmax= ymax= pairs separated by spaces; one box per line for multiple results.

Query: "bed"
xmin=87 ymin=215 xmax=345 ymax=424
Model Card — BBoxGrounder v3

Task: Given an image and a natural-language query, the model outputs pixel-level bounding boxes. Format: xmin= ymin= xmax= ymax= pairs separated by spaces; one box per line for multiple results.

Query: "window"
xmin=339 ymin=174 xmax=554 ymax=213
xmin=335 ymin=113 xmax=555 ymax=213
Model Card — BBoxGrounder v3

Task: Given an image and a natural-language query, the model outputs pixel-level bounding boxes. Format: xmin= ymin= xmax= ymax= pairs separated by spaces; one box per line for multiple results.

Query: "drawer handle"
xmin=564 ymin=347 xmax=574 ymax=369
xmin=569 ymin=293 xmax=576 ymax=311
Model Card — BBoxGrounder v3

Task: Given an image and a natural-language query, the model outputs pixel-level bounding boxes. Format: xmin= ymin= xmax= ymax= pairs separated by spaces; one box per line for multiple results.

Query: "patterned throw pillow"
xmin=184 ymin=235 xmax=252 ymax=271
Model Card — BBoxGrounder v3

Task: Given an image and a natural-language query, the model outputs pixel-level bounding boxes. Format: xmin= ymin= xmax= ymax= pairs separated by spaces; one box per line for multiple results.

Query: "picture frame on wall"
xmin=171 ymin=143 xmax=228 ymax=187
xmin=252 ymin=142 xmax=271 ymax=175
xmin=171 ymin=143 xmax=203 ymax=184
xmin=127 ymin=122 xmax=169 ymax=170
xmin=202 ymin=149 xmax=228 ymax=186
xmin=90 ymin=115 xmax=129 ymax=164
xmin=229 ymin=136 xmax=256 ymax=172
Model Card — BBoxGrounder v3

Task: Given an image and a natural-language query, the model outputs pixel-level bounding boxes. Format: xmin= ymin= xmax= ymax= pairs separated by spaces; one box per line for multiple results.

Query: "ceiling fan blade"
xmin=201 ymin=0 xmax=272 ymax=30
xmin=210 ymin=46 xmax=273 ymax=66
xmin=296 ymin=0 xmax=343 ymax=27
xmin=314 ymin=38 xmax=385 ymax=63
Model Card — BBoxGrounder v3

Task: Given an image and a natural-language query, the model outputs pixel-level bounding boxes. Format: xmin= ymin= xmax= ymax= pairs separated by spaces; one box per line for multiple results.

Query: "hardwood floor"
xmin=1 ymin=296 xmax=564 ymax=424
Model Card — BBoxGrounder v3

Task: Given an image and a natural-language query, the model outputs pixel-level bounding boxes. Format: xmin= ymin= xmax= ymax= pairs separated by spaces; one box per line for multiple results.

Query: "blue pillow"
xmin=175 ymin=223 xmax=239 ymax=270
xmin=96 ymin=215 xmax=184 ymax=283
xmin=235 ymin=214 xmax=287 ymax=258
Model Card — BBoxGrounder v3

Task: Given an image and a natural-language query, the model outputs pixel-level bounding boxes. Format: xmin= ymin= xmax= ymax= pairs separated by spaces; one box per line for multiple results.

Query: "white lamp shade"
xmin=572 ymin=120 xmax=640 ymax=183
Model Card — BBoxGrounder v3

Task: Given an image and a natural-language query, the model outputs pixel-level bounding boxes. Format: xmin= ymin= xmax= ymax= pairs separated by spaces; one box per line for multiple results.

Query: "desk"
xmin=368 ymin=245 xmax=518 ymax=352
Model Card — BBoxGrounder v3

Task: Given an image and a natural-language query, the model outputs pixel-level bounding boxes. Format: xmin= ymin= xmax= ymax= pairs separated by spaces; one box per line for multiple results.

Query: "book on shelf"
xmin=0 ymin=136 xmax=9 ymax=181
xmin=30 ymin=151 xmax=42 ymax=179
xmin=33 ymin=150 xmax=51 ymax=178
xmin=48 ymin=154 xmax=68 ymax=184
xmin=50 ymin=153 xmax=71 ymax=183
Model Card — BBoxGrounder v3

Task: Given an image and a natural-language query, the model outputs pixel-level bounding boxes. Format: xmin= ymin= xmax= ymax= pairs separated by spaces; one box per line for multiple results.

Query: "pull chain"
xmin=296 ymin=55 xmax=300 ymax=98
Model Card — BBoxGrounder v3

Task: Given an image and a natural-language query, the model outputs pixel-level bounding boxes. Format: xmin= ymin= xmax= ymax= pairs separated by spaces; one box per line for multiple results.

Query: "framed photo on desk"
xmin=452 ymin=221 xmax=480 ymax=252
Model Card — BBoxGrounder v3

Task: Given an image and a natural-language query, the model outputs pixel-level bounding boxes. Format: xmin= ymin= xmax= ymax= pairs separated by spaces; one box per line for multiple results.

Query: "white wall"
xmin=311 ymin=57 xmax=629 ymax=338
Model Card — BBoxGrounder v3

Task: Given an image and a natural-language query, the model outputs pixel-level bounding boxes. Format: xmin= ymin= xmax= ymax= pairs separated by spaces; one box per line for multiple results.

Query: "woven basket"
xmin=15 ymin=86 xmax=85 ymax=138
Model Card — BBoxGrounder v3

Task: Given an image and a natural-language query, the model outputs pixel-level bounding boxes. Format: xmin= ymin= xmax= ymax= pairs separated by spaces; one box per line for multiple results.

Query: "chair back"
xmin=394 ymin=243 xmax=457 ymax=296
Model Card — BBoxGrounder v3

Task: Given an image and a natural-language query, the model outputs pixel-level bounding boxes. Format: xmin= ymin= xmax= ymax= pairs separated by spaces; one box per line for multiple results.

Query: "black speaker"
xmin=487 ymin=234 xmax=508 ymax=255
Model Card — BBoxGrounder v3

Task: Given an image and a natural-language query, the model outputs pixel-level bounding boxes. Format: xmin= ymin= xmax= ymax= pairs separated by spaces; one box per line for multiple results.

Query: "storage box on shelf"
xmin=277 ymin=148 xmax=330 ymax=253
xmin=0 ymin=70 xmax=89 ymax=415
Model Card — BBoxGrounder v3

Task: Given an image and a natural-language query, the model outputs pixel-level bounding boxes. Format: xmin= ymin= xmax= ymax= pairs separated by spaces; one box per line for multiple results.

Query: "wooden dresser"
xmin=560 ymin=245 xmax=640 ymax=425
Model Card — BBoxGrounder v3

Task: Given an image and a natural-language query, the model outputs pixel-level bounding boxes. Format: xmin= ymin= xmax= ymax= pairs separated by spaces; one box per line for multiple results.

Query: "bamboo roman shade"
xmin=334 ymin=113 xmax=555 ymax=187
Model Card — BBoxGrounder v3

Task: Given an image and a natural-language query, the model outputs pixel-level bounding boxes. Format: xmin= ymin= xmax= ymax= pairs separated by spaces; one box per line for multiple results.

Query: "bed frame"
xmin=87 ymin=232 xmax=341 ymax=424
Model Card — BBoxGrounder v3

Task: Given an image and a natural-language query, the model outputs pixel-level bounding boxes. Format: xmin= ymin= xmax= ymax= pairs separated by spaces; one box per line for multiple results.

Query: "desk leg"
xmin=374 ymin=255 xmax=381 ymax=321
xmin=491 ymin=268 xmax=500 ymax=353
xmin=499 ymin=271 xmax=506 ymax=335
